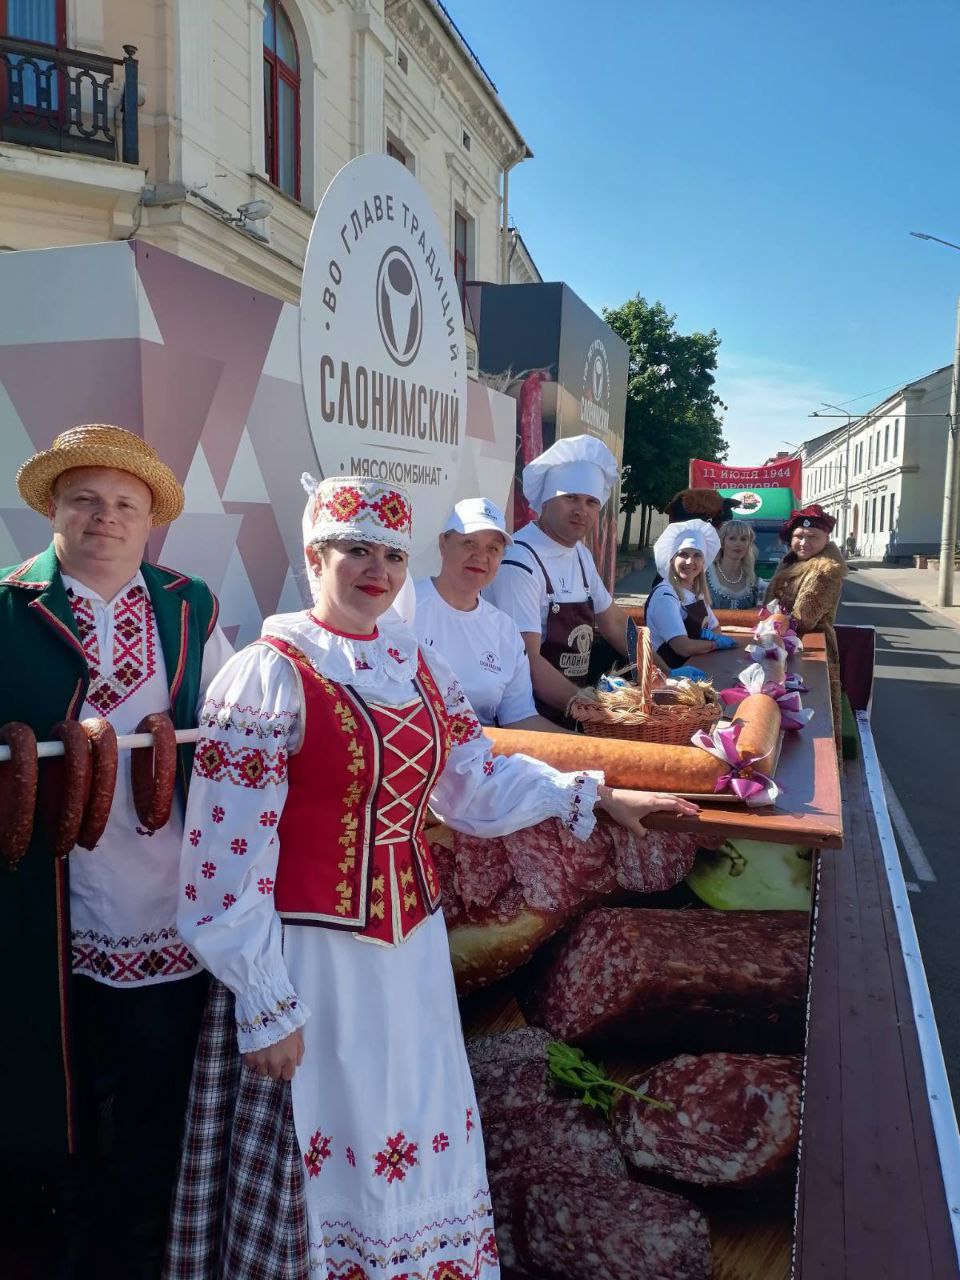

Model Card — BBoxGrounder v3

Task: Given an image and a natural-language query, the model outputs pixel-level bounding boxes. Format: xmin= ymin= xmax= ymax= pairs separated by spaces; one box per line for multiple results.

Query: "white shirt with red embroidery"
xmin=63 ymin=571 xmax=233 ymax=987
xmin=177 ymin=610 xmax=602 ymax=1053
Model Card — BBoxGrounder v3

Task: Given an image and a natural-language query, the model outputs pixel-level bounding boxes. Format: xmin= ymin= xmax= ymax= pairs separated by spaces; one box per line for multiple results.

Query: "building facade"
xmin=799 ymin=365 xmax=951 ymax=560
xmin=0 ymin=0 xmax=534 ymax=327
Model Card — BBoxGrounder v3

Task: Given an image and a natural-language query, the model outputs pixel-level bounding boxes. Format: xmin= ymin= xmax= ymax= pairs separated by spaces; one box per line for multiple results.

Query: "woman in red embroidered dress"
xmin=166 ymin=475 xmax=697 ymax=1280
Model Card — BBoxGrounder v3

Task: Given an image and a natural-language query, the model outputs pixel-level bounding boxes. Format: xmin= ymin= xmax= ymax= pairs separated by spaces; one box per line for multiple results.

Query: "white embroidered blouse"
xmin=178 ymin=611 xmax=603 ymax=1052
xmin=63 ymin=571 xmax=233 ymax=987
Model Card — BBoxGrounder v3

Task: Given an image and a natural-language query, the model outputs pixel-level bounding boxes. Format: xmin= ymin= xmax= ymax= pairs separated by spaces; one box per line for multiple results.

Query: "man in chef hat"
xmin=485 ymin=433 xmax=631 ymax=723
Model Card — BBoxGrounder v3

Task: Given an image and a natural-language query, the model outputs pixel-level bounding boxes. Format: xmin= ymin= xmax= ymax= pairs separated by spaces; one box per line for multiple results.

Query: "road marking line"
xmin=880 ymin=763 xmax=937 ymax=883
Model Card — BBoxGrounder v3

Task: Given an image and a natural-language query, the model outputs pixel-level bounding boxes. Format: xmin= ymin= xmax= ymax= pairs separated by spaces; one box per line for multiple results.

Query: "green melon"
xmin=686 ymin=840 xmax=813 ymax=911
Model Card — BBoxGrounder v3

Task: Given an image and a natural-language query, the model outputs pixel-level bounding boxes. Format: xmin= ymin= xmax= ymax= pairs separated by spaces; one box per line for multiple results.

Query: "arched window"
xmin=263 ymin=0 xmax=300 ymax=200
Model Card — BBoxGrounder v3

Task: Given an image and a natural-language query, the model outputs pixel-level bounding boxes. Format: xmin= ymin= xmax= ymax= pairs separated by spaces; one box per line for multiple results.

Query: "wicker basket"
xmin=571 ymin=626 xmax=722 ymax=746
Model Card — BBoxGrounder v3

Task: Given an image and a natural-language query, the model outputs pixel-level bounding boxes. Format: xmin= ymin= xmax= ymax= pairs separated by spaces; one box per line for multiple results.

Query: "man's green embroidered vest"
xmin=0 ymin=545 xmax=218 ymax=1154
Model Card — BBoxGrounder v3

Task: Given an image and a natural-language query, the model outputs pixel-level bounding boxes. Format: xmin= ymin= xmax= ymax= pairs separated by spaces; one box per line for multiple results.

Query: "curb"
xmin=852 ymin=568 xmax=960 ymax=631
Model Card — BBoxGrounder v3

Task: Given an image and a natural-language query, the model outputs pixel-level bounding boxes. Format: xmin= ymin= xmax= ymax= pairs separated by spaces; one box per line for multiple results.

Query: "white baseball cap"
xmin=442 ymin=497 xmax=513 ymax=544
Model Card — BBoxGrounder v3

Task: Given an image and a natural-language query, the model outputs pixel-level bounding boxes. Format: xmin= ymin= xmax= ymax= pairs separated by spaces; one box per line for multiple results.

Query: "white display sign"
xmin=300 ymin=155 xmax=466 ymax=569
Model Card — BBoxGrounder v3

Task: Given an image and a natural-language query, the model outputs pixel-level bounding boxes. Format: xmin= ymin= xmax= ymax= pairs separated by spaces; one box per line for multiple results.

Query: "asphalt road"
xmin=837 ymin=574 xmax=960 ymax=1098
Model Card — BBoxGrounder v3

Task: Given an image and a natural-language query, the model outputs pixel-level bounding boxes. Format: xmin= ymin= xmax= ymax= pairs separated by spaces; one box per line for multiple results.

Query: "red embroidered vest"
xmin=258 ymin=635 xmax=452 ymax=945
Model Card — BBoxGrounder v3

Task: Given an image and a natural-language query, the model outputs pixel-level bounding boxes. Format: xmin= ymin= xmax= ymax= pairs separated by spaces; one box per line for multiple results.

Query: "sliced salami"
xmin=472 ymin=1057 xmax=560 ymax=1121
xmin=524 ymin=907 xmax=809 ymax=1051
xmin=609 ymin=824 xmax=699 ymax=893
xmin=515 ymin=1177 xmax=712 ymax=1280
xmin=481 ymin=1098 xmax=626 ymax=1184
xmin=453 ymin=831 xmax=513 ymax=909
xmin=466 ymin=1027 xmax=554 ymax=1069
xmin=499 ymin=819 xmax=576 ymax=913
xmin=555 ymin=819 xmax=618 ymax=896
xmin=432 ymin=841 xmax=465 ymax=926
xmin=612 ymin=1052 xmax=802 ymax=1187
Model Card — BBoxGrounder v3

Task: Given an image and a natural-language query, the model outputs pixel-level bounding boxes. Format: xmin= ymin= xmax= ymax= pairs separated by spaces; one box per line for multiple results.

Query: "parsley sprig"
xmin=547 ymin=1041 xmax=673 ymax=1116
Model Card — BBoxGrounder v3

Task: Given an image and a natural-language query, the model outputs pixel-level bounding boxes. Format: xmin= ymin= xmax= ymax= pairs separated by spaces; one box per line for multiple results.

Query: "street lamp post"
xmin=909 ymin=231 xmax=960 ymax=606
xmin=820 ymin=402 xmax=855 ymax=546
xmin=938 ymin=297 xmax=960 ymax=606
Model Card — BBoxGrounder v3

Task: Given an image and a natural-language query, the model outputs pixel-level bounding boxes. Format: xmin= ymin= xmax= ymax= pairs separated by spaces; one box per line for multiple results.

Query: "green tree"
xmin=603 ymin=296 xmax=728 ymax=551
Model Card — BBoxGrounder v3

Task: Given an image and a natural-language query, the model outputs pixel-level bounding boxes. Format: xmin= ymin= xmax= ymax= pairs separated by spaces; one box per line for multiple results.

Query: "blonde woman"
xmin=646 ymin=520 xmax=736 ymax=668
xmin=707 ymin=519 xmax=765 ymax=609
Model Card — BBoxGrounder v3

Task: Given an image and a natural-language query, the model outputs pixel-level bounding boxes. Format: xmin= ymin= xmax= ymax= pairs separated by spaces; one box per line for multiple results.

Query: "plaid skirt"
xmin=163 ymin=979 xmax=309 ymax=1279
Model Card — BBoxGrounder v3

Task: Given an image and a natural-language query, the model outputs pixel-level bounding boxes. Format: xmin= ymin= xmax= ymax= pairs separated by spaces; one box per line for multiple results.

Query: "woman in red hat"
xmin=766 ymin=504 xmax=847 ymax=748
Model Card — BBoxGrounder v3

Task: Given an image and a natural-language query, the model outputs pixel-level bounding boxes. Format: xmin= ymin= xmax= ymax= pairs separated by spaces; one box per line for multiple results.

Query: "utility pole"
xmin=909 ymin=234 xmax=960 ymax=606
xmin=937 ymin=294 xmax=960 ymax=607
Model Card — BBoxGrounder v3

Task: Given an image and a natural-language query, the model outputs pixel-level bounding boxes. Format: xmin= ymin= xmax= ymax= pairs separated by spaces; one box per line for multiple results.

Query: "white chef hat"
xmin=653 ymin=519 xmax=722 ymax=581
xmin=521 ymin=434 xmax=619 ymax=514
xmin=442 ymin=496 xmax=512 ymax=544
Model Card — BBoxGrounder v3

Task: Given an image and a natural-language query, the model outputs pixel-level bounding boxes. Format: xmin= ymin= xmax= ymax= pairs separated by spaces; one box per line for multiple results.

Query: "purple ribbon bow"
xmin=690 ymin=720 xmax=779 ymax=806
xmin=727 ymin=670 xmax=814 ymax=732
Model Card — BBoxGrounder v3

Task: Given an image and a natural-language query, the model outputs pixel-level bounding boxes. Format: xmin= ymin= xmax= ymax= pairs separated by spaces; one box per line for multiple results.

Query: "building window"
xmin=884 ymin=423 xmax=889 ymax=461
xmin=889 ymin=494 xmax=895 ymax=531
xmin=893 ymin=418 xmax=899 ymax=457
xmin=396 ymin=47 xmax=409 ymax=74
xmin=879 ymin=494 xmax=886 ymax=531
xmin=387 ymin=136 xmax=412 ymax=170
xmin=0 ymin=0 xmax=67 ymax=111
xmin=462 ymin=128 xmax=471 ymax=151
xmin=263 ymin=0 xmax=300 ymax=200
xmin=454 ymin=208 xmax=474 ymax=319
xmin=868 ymin=438 xmax=873 ymax=470
xmin=871 ymin=496 xmax=877 ymax=532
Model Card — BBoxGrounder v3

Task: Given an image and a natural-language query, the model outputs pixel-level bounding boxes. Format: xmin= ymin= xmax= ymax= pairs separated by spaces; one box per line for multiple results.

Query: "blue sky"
xmin=448 ymin=0 xmax=960 ymax=463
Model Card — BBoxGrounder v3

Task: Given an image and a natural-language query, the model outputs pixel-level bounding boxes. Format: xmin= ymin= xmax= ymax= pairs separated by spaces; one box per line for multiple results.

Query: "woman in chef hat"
xmin=646 ymin=519 xmax=735 ymax=669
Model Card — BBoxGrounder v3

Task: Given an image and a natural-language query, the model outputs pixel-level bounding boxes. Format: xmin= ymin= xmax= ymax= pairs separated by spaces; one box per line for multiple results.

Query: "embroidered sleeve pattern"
xmin=178 ymin=645 xmax=308 ymax=1052
xmin=422 ymin=649 xmax=604 ymax=842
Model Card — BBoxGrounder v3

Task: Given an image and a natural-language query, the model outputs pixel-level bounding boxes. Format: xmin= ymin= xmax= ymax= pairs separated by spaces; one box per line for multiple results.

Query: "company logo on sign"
xmin=580 ymin=338 xmax=611 ymax=433
xmin=376 ymin=247 xmax=423 ymax=366
xmin=730 ymin=489 xmax=763 ymax=515
xmin=299 ymin=156 xmax=466 ymax=571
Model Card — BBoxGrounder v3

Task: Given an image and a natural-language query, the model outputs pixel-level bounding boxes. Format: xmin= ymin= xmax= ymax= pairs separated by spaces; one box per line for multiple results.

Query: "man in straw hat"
xmin=485 ymin=434 xmax=633 ymax=722
xmin=0 ymin=425 xmax=232 ymax=1277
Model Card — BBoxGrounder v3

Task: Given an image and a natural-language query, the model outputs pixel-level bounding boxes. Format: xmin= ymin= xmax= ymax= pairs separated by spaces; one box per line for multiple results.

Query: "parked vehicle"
xmin=717 ymin=486 xmax=796 ymax=578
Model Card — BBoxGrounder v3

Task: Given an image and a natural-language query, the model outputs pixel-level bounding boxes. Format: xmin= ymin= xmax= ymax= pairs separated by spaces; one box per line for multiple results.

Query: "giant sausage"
xmin=486 ymin=691 xmax=781 ymax=794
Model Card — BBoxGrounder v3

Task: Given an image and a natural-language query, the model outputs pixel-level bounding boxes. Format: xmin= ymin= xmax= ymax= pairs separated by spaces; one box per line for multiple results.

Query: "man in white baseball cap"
xmin=485 ymin=434 xmax=633 ymax=723
xmin=414 ymin=498 xmax=559 ymax=731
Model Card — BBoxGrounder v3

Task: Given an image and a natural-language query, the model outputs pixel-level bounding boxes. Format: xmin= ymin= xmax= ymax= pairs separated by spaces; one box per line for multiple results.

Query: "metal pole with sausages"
xmin=0 ymin=714 xmax=197 ymax=868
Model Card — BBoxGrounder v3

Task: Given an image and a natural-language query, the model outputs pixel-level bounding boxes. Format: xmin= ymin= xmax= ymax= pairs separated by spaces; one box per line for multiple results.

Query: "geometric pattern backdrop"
xmin=0 ymin=242 xmax=515 ymax=647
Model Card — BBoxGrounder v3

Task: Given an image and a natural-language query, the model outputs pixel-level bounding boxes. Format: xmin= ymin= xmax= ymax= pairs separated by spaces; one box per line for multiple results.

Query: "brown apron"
xmin=516 ymin=539 xmax=595 ymax=724
xmin=646 ymin=583 xmax=709 ymax=670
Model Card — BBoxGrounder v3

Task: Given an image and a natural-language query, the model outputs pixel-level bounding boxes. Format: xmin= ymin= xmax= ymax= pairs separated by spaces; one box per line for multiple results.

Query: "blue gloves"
xmin=671 ymin=665 xmax=709 ymax=682
xmin=701 ymin=628 xmax=737 ymax=651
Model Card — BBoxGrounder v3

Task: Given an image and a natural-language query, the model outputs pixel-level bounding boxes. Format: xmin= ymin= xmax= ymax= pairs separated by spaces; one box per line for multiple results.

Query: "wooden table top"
xmin=638 ymin=632 xmax=844 ymax=850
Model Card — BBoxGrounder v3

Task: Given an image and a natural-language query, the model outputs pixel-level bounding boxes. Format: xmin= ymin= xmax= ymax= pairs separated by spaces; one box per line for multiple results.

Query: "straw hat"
xmin=16 ymin=425 xmax=184 ymax=526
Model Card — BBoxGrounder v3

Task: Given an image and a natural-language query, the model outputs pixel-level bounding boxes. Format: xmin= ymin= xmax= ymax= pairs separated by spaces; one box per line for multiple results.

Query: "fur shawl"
xmin=766 ymin=542 xmax=847 ymax=635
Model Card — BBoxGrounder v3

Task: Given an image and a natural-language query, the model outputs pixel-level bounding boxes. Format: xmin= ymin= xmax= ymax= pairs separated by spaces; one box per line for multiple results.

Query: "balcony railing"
xmin=0 ymin=37 xmax=138 ymax=165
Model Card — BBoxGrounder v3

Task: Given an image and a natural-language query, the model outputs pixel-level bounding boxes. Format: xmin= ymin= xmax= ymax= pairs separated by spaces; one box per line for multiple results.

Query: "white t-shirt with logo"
xmin=484 ymin=521 xmax=613 ymax=638
xmin=413 ymin=577 xmax=537 ymax=726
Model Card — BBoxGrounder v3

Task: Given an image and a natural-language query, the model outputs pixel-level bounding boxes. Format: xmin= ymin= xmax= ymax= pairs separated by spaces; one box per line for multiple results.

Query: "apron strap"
xmin=514 ymin=539 xmax=556 ymax=597
xmin=573 ymin=543 xmax=591 ymax=592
